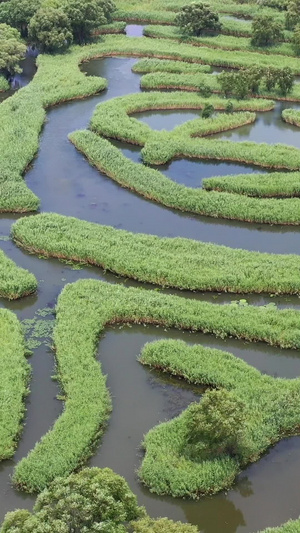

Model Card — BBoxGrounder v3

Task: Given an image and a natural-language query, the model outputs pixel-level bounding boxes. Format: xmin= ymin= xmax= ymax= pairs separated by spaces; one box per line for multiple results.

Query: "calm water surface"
xmin=1 ymin=45 xmax=300 ymax=531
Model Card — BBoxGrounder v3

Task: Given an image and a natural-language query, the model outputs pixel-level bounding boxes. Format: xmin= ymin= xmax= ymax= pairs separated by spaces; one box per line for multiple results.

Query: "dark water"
xmin=1 ymin=46 xmax=300 ymax=531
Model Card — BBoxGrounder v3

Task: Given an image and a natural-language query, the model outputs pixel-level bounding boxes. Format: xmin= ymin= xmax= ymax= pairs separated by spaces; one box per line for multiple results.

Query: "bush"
xmin=201 ymin=103 xmax=214 ymax=117
xmin=175 ymin=2 xmax=221 ymax=36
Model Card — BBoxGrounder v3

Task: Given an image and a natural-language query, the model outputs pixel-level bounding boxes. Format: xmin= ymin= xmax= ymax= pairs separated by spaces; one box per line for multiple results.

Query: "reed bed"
xmin=282 ymin=108 xmax=300 ymax=127
xmin=13 ymin=279 xmax=300 ymax=492
xmin=3 ymin=33 xmax=289 ymax=213
xmin=141 ymin=71 xmax=300 ymax=102
xmin=70 ymin=130 xmax=300 ymax=224
xmin=0 ymin=247 xmax=37 ymax=299
xmin=203 ymin=172 xmax=300 ymax=198
xmin=13 ymin=212 xmax=300 ymax=293
xmin=0 ymin=309 xmax=30 ymax=461
xmin=139 ymin=339 xmax=300 ymax=496
xmin=260 ymin=519 xmax=300 ymax=532
xmin=132 ymin=58 xmax=212 ymax=74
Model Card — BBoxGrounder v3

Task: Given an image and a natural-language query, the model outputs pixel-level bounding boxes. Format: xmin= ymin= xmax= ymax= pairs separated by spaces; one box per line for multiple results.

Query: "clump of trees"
xmin=0 ymin=0 xmax=116 ymax=52
xmin=0 ymin=467 xmax=196 ymax=533
xmin=175 ymin=2 xmax=221 ymax=36
xmin=251 ymin=14 xmax=283 ymax=46
xmin=219 ymin=65 xmax=294 ymax=98
xmin=185 ymin=390 xmax=247 ymax=460
xmin=28 ymin=7 xmax=73 ymax=52
xmin=0 ymin=23 xmax=26 ymax=79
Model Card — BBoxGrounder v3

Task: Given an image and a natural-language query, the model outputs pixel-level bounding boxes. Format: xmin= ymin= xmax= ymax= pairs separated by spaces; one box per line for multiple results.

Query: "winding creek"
xmin=1 ymin=29 xmax=300 ymax=531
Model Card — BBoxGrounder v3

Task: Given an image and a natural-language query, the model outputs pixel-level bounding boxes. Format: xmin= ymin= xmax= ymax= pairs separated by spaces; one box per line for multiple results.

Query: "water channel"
xmin=1 ymin=33 xmax=300 ymax=531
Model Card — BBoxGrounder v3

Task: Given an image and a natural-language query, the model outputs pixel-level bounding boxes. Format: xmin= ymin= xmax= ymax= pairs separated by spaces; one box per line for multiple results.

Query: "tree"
xmin=285 ymin=0 xmax=300 ymax=28
xmin=28 ymin=7 xmax=73 ymax=52
xmin=0 ymin=468 xmax=144 ymax=533
xmin=63 ymin=0 xmax=114 ymax=43
xmin=292 ymin=23 xmax=300 ymax=53
xmin=0 ymin=0 xmax=39 ymax=36
xmin=0 ymin=23 xmax=26 ymax=78
xmin=175 ymin=2 xmax=221 ymax=36
xmin=186 ymin=389 xmax=246 ymax=458
xmin=251 ymin=14 xmax=283 ymax=46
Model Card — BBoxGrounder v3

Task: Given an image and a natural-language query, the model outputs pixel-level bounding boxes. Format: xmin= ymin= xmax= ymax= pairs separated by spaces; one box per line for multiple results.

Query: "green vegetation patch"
xmin=282 ymin=108 xmax=300 ymax=127
xmin=0 ymin=247 xmax=37 ymax=299
xmin=259 ymin=518 xmax=300 ymax=532
xmin=70 ymin=131 xmax=300 ymax=225
xmin=0 ymin=309 xmax=30 ymax=461
xmin=139 ymin=339 xmax=300 ymax=496
xmin=12 ymin=212 xmax=300 ymax=294
xmin=13 ymin=279 xmax=300 ymax=492
xmin=203 ymin=172 xmax=300 ymax=198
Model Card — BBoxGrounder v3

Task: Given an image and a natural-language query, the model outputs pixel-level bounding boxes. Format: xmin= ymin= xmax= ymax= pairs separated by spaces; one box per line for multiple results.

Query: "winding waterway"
xmin=1 ymin=32 xmax=300 ymax=531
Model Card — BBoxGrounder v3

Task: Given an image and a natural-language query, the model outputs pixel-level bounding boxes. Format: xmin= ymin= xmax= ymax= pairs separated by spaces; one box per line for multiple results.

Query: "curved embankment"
xmin=69 ymin=131 xmax=300 ymax=225
xmin=0 ymin=248 xmax=37 ymax=299
xmin=143 ymin=25 xmax=296 ymax=59
xmin=0 ymin=309 xmax=30 ymax=461
xmin=86 ymin=91 xmax=300 ymax=169
xmin=12 ymin=212 xmax=300 ymax=294
xmin=2 ymin=32 xmax=300 ymax=213
xmin=139 ymin=339 xmax=300 ymax=497
xmin=12 ymin=279 xmax=300 ymax=492
xmin=140 ymin=69 xmax=300 ymax=103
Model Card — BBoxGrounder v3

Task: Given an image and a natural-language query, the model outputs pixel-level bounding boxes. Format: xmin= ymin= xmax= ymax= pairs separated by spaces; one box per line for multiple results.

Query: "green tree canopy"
xmin=175 ymin=2 xmax=221 ymax=36
xmin=28 ymin=7 xmax=73 ymax=52
xmin=0 ymin=0 xmax=39 ymax=36
xmin=186 ymin=389 xmax=246 ymax=458
xmin=63 ymin=0 xmax=115 ymax=43
xmin=0 ymin=468 xmax=144 ymax=533
xmin=0 ymin=23 xmax=26 ymax=77
xmin=285 ymin=0 xmax=300 ymax=28
xmin=251 ymin=14 xmax=283 ymax=46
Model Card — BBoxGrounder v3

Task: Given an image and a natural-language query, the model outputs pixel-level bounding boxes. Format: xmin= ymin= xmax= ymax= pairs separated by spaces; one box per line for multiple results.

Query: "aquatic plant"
xmin=282 ymin=107 xmax=300 ymax=126
xmin=0 ymin=247 xmax=37 ymax=299
xmin=12 ymin=212 xmax=300 ymax=293
xmin=139 ymin=339 xmax=300 ymax=496
xmin=0 ymin=309 xmax=30 ymax=461
xmin=12 ymin=279 xmax=300 ymax=492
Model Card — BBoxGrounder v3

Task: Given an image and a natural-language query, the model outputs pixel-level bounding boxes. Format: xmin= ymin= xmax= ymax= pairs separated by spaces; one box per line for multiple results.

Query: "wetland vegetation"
xmin=1 ymin=0 xmax=300 ymax=530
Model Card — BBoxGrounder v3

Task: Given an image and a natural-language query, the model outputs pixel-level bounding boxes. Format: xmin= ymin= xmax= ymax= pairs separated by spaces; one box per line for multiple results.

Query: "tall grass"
xmin=12 ymin=212 xmax=300 ymax=294
xmin=139 ymin=339 xmax=300 ymax=496
xmin=0 ymin=76 xmax=9 ymax=92
xmin=132 ymin=58 xmax=212 ymax=74
xmin=259 ymin=519 xmax=300 ymax=532
xmin=13 ymin=279 xmax=300 ymax=492
xmin=282 ymin=108 xmax=300 ymax=127
xmin=140 ymin=71 xmax=300 ymax=102
xmin=0 ymin=309 xmax=30 ymax=461
xmin=70 ymin=131 xmax=300 ymax=225
xmin=0 ymin=247 xmax=37 ymax=299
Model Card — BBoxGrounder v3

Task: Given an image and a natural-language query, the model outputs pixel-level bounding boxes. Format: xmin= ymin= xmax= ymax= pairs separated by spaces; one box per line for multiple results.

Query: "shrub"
xmin=201 ymin=103 xmax=214 ymax=117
